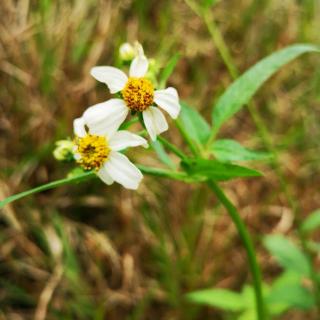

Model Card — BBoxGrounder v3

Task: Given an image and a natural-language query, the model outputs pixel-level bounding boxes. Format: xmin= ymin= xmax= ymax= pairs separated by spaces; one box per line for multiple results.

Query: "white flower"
xmin=73 ymin=116 xmax=148 ymax=190
xmin=89 ymin=52 xmax=181 ymax=141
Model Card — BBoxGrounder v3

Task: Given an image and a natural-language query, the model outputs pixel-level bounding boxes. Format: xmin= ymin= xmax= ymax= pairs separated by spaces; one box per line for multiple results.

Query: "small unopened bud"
xmin=119 ymin=43 xmax=136 ymax=62
xmin=53 ymin=139 xmax=74 ymax=161
xmin=119 ymin=41 xmax=145 ymax=62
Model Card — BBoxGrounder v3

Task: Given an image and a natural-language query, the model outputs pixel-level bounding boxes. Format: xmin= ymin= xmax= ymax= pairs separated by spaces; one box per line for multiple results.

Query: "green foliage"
xmin=200 ymin=0 xmax=220 ymax=9
xmin=263 ymin=234 xmax=311 ymax=276
xmin=267 ymin=272 xmax=315 ymax=310
xmin=186 ymin=285 xmax=279 ymax=319
xmin=187 ymin=232 xmax=318 ymax=317
xmin=210 ymin=139 xmax=272 ymax=162
xmin=301 ymin=209 xmax=320 ymax=233
xmin=186 ymin=288 xmax=244 ymax=311
xmin=151 ymin=140 xmax=176 ymax=169
xmin=181 ymin=158 xmax=262 ymax=181
xmin=159 ymin=53 xmax=180 ymax=88
xmin=179 ymin=102 xmax=211 ymax=146
xmin=263 ymin=234 xmax=316 ymax=313
xmin=212 ymin=44 xmax=320 ymax=134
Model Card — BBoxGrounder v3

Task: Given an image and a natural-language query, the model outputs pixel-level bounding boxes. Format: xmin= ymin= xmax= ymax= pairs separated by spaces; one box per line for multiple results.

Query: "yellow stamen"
xmin=75 ymin=134 xmax=110 ymax=171
xmin=122 ymin=77 xmax=154 ymax=112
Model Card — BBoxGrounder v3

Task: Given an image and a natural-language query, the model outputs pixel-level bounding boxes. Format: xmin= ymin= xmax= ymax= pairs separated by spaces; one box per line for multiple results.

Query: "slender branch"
xmin=0 ymin=171 xmax=95 ymax=208
xmin=202 ymin=12 xmax=238 ymax=79
xmin=0 ymin=166 xmax=191 ymax=208
xmin=208 ymin=180 xmax=266 ymax=320
xmin=138 ymin=165 xmax=190 ymax=181
xmin=157 ymin=136 xmax=188 ymax=160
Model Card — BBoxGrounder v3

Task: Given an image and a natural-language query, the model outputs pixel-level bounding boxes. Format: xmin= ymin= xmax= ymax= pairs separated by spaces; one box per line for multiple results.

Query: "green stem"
xmin=208 ymin=180 xmax=266 ymax=320
xmin=0 ymin=166 xmax=190 ymax=208
xmin=138 ymin=165 xmax=190 ymax=181
xmin=0 ymin=171 xmax=95 ymax=208
xmin=202 ymin=12 xmax=238 ymax=79
xmin=184 ymin=0 xmax=238 ymax=79
xmin=157 ymin=136 xmax=188 ymax=160
xmin=119 ymin=117 xmax=139 ymax=130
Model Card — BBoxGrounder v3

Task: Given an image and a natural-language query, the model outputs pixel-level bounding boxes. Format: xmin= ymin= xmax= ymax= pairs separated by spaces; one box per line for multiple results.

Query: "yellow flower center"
xmin=75 ymin=134 xmax=110 ymax=171
xmin=122 ymin=77 xmax=154 ymax=112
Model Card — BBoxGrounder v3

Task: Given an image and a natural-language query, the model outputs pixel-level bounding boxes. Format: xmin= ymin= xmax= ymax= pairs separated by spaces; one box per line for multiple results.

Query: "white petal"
xmin=129 ymin=55 xmax=149 ymax=77
xmin=97 ymin=166 xmax=114 ymax=185
xmin=83 ymin=99 xmax=129 ymax=138
xmin=109 ymin=130 xmax=148 ymax=151
xmin=104 ymin=151 xmax=143 ymax=190
xmin=154 ymin=87 xmax=181 ymax=119
xmin=73 ymin=117 xmax=86 ymax=137
xmin=142 ymin=107 xmax=168 ymax=141
xmin=90 ymin=66 xmax=128 ymax=93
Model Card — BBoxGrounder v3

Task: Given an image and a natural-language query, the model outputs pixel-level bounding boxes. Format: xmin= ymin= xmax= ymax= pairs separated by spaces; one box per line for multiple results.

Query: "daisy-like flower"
xmin=89 ymin=51 xmax=181 ymax=141
xmin=73 ymin=115 xmax=148 ymax=190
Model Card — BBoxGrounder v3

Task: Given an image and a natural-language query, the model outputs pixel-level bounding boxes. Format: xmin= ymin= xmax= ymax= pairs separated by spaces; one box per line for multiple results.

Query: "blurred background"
xmin=1 ymin=0 xmax=320 ymax=319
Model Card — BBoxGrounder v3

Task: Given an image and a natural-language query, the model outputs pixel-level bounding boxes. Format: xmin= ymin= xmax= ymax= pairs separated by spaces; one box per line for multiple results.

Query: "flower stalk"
xmin=207 ymin=180 xmax=266 ymax=320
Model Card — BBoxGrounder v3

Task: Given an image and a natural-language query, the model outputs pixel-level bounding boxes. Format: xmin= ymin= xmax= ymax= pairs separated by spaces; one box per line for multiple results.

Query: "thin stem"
xmin=184 ymin=0 xmax=238 ymax=79
xmin=202 ymin=12 xmax=238 ymax=79
xmin=0 ymin=171 xmax=96 ymax=208
xmin=208 ymin=180 xmax=266 ymax=320
xmin=0 ymin=166 xmax=191 ymax=208
xmin=119 ymin=117 xmax=139 ymax=130
xmin=138 ymin=165 xmax=190 ymax=182
xmin=157 ymin=136 xmax=188 ymax=160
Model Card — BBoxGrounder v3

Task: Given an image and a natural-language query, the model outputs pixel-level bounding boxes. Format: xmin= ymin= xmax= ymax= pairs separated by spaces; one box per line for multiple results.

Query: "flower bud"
xmin=119 ymin=41 xmax=145 ymax=62
xmin=119 ymin=43 xmax=136 ymax=62
xmin=53 ymin=139 xmax=75 ymax=161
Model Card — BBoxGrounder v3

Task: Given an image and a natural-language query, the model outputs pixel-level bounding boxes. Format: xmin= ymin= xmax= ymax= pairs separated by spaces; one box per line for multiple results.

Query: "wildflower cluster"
xmin=54 ymin=43 xmax=181 ymax=189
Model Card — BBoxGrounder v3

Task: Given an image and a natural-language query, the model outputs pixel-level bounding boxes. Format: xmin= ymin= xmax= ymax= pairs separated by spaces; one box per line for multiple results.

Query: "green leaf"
xmin=178 ymin=102 xmax=211 ymax=146
xmin=159 ymin=53 xmax=180 ymax=88
xmin=150 ymin=140 xmax=176 ymax=169
xmin=264 ymin=235 xmax=311 ymax=276
xmin=0 ymin=171 xmax=95 ymax=208
xmin=212 ymin=44 xmax=320 ymax=133
xmin=137 ymin=165 xmax=189 ymax=181
xmin=186 ymin=288 xmax=244 ymax=311
xmin=301 ymin=209 xmax=320 ymax=233
xmin=238 ymin=310 xmax=256 ymax=320
xmin=267 ymin=272 xmax=315 ymax=310
xmin=201 ymin=0 xmax=219 ymax=8
xmin=182 ymin=158 xmax=262 ymax=181
xmin=211 ymin=139 xmax=272 ymax=162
